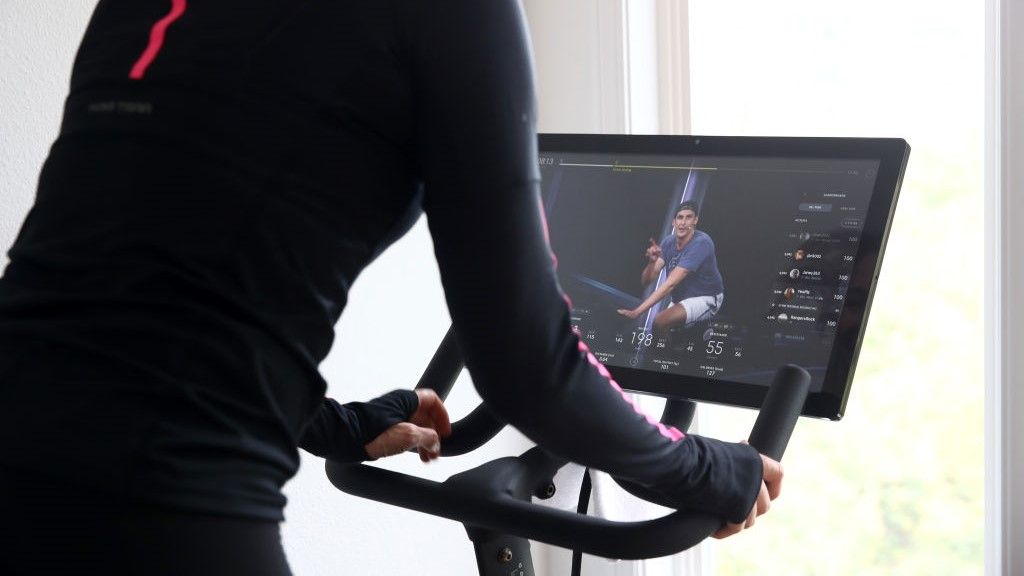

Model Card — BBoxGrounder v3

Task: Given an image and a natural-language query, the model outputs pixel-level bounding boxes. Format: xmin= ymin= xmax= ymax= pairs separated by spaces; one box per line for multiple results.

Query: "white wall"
xmin=0 ymin=2 xmax=536 ymax=574
xmin=524 ymin=0 xmax=629 ymax=134
xmin=0 ymin=1 xmax=94 ymax=265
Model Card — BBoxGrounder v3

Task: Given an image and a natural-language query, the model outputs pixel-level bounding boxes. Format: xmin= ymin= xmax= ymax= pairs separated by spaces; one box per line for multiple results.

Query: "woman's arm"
xmin=299 ymin=390 xmax=450 ymax=463
xmin=404 ymin=0 xmax=763 ymax=524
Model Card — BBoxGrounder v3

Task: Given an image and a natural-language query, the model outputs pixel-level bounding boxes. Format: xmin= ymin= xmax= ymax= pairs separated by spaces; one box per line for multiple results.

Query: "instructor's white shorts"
xmin=675 ymin=293 xmax=724 ymax=328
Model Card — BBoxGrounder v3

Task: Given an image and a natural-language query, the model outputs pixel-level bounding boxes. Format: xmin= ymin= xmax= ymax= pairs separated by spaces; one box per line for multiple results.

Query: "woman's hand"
xmin=712 ymin=453 xmax=784 ymax=539
xmin=364 ymin=389 xmax=452 ymax=462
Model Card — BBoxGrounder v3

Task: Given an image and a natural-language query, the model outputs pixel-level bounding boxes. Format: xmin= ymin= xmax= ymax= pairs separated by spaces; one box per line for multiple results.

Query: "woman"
xmin=0 ymin=1 xmax=780 ymax=573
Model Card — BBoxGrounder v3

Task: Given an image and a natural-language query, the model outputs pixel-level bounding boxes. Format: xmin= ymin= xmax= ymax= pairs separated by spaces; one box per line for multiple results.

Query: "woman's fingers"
xmin=365 ymin=422 xmax=441 ymax=460
xmin=711 ymin=481 xmax=771 ymax=539
xmin=413 ymin=389 xmax=452 ymax=438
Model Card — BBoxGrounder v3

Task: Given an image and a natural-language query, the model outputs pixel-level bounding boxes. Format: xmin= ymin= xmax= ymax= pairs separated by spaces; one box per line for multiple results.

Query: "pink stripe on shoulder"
xmin=130 ymin=0 xmax=188 ymax=80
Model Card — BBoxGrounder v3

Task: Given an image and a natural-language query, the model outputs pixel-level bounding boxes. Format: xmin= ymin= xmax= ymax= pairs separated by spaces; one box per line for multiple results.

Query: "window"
xmin=688 ymin=2 xmax=985 ymax=574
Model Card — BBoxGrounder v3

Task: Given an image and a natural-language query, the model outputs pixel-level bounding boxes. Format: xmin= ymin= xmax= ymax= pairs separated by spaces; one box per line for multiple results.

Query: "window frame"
xmin=986 ymin=0 xmax=1023 ymax=574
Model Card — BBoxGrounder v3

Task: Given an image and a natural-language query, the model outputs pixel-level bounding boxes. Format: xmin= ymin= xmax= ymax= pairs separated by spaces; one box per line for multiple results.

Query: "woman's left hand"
xmin=364 ymin=389 xmax=452 ymax=462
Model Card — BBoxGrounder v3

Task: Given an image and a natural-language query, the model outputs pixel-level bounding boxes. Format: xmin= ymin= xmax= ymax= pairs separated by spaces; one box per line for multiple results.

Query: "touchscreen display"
xmin=539 ymin=151 xmax=881 ymax=395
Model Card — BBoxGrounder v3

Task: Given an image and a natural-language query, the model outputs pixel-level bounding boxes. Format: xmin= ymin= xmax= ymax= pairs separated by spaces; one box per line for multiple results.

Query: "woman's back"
xmin=0 ymin=0 xmax=429 ymax=520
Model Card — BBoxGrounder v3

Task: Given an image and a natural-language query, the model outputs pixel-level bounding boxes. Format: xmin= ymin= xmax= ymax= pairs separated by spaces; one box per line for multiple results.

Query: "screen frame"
xmin=538 ymin=134 xmax=910 ymax=420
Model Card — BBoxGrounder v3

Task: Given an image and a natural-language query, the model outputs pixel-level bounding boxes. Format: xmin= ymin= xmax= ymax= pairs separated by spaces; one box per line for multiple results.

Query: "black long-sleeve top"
xmin=0 ymin=0 xmax=761 ymax=523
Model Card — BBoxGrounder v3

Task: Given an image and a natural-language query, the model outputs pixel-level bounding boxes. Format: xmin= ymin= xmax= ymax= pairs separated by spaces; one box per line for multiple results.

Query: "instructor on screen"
xmin=618 ymin=201 xmax=725 ymax=333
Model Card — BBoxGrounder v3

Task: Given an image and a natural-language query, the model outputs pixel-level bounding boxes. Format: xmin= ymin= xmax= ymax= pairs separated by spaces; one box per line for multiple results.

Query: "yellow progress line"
xmin=557 ymin=162 xmax=852 ymax=175
xmin=559 ymin=162 xmax=718 ymax=170
xmin=622 ymin=165 xmax=718 ymax=170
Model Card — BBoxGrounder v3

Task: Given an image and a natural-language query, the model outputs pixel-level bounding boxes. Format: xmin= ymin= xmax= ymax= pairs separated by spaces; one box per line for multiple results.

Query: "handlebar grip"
xmin=440 ymin=404 xmax=505 ymax=456
xmin=415 ymin=325 xmax=463 ymax=400
xmin=413 ymin=325 xmax=507 ymax=456
xmin=747 ymin=364 xmax=810 ymax=461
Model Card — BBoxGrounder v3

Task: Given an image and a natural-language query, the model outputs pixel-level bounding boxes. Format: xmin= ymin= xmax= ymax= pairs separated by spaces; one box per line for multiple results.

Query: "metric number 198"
xmin=632 ymin=332 xmax=653 ymax=347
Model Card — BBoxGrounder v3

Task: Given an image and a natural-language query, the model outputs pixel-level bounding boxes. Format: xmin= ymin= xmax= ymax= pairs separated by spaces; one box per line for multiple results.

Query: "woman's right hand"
xmin=712 ymin=454 xmax=784 ymax=539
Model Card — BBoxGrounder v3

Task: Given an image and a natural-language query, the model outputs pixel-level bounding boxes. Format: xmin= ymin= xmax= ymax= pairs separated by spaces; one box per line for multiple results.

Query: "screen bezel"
xmin=538 ymin=134 xmax=910 ymax=420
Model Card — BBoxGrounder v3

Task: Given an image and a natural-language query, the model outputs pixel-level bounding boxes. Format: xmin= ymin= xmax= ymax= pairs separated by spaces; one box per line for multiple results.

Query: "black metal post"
xmin=467 ymin=527 xmax=535 ymax=576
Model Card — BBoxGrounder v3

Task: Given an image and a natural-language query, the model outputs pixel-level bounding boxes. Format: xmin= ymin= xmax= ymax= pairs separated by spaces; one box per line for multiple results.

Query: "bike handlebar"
xmin=326 ymin=326 xmax=811 ymax=559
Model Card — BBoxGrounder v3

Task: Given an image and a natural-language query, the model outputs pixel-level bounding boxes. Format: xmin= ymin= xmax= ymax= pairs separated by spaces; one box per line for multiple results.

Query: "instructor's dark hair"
xmin=675 ymin=201 xmax=700 ymax=217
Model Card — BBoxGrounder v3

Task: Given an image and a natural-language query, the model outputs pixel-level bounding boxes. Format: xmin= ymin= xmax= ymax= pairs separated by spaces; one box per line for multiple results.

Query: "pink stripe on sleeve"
xmin=540 ymin=198 xmax=680 ymax=441
xmin=129 ymin=0 xmax=188 ymax=80
xmin=577 ymin=341 xmax=685 ymax=442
